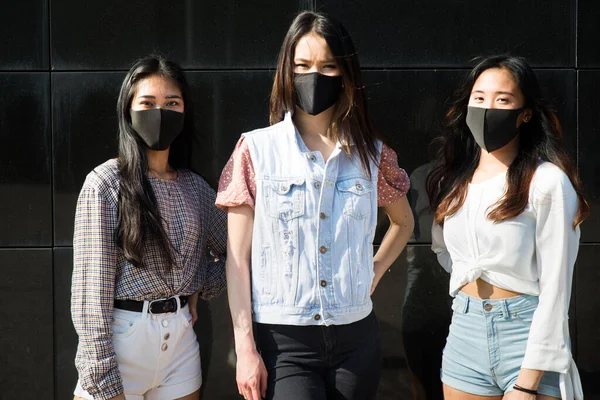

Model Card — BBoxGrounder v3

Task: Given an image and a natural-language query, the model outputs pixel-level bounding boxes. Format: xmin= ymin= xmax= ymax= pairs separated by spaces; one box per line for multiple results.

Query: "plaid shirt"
xmin=71 ymin=159 xmax=227 ymax=400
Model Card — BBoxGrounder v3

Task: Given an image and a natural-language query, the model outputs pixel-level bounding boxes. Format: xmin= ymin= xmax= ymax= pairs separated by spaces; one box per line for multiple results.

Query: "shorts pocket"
xmin=112 ymin=316 xmax=138 ymax=338
xmin=512 ymin=306 xmax=536 ymax=325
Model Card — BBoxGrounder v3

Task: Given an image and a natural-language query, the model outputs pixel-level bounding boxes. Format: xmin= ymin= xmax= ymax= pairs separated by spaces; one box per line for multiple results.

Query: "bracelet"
xmin=513 ymin=384 xmax=538 ymax=395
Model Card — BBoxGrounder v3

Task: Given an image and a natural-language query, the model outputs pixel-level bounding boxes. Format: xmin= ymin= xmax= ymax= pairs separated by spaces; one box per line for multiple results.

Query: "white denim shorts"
xmin=74 ymin=299 xmax=202 ymax=400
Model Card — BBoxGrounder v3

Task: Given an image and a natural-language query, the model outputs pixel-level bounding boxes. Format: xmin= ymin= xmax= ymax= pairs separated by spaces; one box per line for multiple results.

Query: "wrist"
xmin=513 ymin=384 xmax=538 ymax=395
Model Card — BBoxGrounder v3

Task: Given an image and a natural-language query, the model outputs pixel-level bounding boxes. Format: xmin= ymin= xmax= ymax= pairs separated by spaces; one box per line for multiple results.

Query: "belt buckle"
xmin=149 ymin=296 xmax=177 ymax=314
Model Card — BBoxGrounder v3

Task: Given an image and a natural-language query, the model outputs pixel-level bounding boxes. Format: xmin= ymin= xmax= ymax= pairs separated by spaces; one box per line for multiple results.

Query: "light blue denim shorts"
xmin=441 ymin=292 xmax=561 ymax=398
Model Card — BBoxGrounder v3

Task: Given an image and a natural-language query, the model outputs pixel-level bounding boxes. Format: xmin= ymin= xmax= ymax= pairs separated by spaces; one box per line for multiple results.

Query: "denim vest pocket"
xmin=264 ymin=177 xmax=306 ymax=221
xmin=336 ymin=177 xmax=374 ymax=219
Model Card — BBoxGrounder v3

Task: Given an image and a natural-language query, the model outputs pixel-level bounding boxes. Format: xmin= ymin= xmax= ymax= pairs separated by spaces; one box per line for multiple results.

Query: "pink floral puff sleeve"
xmin=216 ymin=137 xmax=256 ymax=211
xmin=378 ymin=144 xmax=410 ymax=206
xmin=215 ymin=139 xmax=409 ymax=210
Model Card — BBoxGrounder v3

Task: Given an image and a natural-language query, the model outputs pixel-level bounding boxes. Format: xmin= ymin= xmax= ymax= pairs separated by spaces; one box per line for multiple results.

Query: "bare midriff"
xmin=460 ymin=278 xmax=522 ymax=299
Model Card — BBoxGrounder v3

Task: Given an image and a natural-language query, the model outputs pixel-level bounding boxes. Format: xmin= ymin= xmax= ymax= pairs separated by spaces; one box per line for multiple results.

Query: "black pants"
xmin=254 ymin=311 xmax=382 ymax=400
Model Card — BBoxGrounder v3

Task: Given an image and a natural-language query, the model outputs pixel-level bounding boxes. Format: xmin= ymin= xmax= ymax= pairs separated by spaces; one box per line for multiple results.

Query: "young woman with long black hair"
xmin=71 ymin=56 xmax=227 ymax=400
xmin=216 ymin=11 xmax=414 ymax=400
xmin=428 ymin=55 xmax=588 ymax=400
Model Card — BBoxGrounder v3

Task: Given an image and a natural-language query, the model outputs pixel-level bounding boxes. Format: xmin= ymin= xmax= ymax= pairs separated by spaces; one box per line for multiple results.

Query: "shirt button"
xmin=314 ymin=181 xmax=321 ymax=189
xmin=164 ymin=333 xmax=170 ymax=340
xmin=314 ymin=314 xmax=321 ymax=321
xmin=162 ymin=320 xmax=169 ymax=327
xmin=319 ymin=246 xmax=327 ymax=254
xmin=484 ymin=304 xmax=493 ymax=312
xmin=309 ymin=154 xmax=317 ymax=162
xmin=320 ymin=280 xmax=327 ymax=287
xmin=161 ymin=343 xmax=168 ymax=351
xmin=319 ymin=212 xmax=327 ymax=220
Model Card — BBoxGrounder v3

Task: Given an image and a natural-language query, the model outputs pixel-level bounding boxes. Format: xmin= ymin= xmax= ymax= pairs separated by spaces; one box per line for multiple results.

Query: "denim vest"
xmin=244 ymin=113 xmax=381 ymax=326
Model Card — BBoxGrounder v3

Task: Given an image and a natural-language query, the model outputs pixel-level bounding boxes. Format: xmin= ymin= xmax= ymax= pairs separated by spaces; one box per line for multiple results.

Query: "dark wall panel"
xmin=0 ymin=249 xmax=53 ymax=399
xmin=318 ymin=0 xmax=575 ymax=67
xmin=578 ymin=0 xmax=600 ymax=67
xmin=51 ymin=0 xmax=304 ymax=70
xmin=0 ymin=0 xmax=48 ymax=70
xmin=578 ymin=71 xmax=600 ymax=242
xmin=52 ymin=72 xmax=123 ymax=246
xmin=575 ymin=245 xmax=600 ymax=396
xmin=54 ymin=248 xmax=78 ymax=400
xmin=0 ymin=73 xmax=52 ymax=246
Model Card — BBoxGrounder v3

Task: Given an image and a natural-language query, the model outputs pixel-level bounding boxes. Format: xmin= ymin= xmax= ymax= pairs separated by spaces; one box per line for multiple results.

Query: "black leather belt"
xmin=114 ymin=296 xmax=188 ymax=314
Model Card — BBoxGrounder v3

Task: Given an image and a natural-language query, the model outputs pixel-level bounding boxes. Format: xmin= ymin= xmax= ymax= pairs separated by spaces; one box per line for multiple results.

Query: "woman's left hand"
xmin=503 ymin=390 xmax=536 ymax=400
xmin=187 ymin=291 xmax=200 ymax=325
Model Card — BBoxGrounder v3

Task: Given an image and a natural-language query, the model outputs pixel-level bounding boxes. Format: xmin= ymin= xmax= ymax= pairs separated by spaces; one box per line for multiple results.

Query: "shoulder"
xmin=242 ymin=119 xmax=288 ymax=141
xmin=83 ymin=159 xmax=120 ymax=193
xmin=531 ymin=161 xmax=576 ymax=204
xmin=178 ymin=169 xmax=217 ymax=198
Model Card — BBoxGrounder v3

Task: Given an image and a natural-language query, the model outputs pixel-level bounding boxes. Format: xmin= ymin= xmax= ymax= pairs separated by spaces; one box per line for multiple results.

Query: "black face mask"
xmin=294 ymin=72 xmax=343 ymax=116
xmin=466 ymin=106 xmax=524 ymax=153
xmin=130 ymin=108 xmax=185 ymax=151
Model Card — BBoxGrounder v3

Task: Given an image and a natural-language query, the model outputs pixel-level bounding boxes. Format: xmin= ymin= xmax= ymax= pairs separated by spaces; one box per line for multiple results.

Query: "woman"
xmin=427 ymin=55 xmax=588 ymax=400
xmin=71 ymin=56 xmax=227 ymax=400
xmin=216 ymin=11 xmax=414 ymax=400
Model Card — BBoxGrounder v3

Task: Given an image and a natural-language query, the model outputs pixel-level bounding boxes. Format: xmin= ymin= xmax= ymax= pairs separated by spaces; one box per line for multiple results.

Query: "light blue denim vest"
xmin=244 ymin=112 xmax=381 ymax=326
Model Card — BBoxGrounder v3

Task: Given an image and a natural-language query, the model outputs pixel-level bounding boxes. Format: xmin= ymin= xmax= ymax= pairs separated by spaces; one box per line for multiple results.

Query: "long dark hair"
xmin=426 ymin=55 xmax=588 ymax=228
xmin=115 ymin=56 xmax=194 ymax=268
xmin=270 ymin=11 xmax=379 ymax=177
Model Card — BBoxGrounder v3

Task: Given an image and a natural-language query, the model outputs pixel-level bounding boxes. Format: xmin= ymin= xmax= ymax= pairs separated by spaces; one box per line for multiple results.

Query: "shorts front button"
xmin=484 ymin=304 xmax=493 ymax=312
xmin=161 ymin=343 xmax=168 ymax=351
xmin=162 ymin=320 xmax=169 ymax=327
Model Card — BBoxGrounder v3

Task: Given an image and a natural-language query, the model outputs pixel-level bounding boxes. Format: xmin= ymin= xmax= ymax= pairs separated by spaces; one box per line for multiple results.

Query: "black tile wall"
xmin=53 ymin=248 xmax=78 ymax=400
xmin=317 ymin=0 xmax=575 ymax=68
xmin=3 ymin=1 xmax=598 ymax=399
xmin=575 ymin=245 xmax=600 ymax=396
xmin=578 ymin=71 xmax=600 ymax=243
xmin=0 ymin=73 xmax=52 ymax=246
xmin=52 ymin=72 xmax=123 ymax=246
xmin=0 ymin=249 xmax=53 ymax=399
xmin=578 ymin=0 xmax=600 ymax=67
xmin=51 ymin=0 xmax=304 ymax=70
xmin=0 ymin=0 xmax=49 ymax=70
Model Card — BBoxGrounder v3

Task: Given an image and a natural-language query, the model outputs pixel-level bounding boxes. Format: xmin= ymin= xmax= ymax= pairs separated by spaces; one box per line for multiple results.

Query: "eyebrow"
xmin=136 ymin=94 xmax=182 ymax=100
xmin=471 ymin=90 xmax=515 ymax=97
xmin=294 ymin=57 xmax=337 ymax=63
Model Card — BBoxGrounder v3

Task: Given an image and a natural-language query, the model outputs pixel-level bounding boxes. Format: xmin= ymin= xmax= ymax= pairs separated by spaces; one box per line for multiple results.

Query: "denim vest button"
xmin=309 ymin=154 xmax=317 ymax=162
xmin=355 ymin=183 xmax=363 ymax=191
xmin=314 ymin=181 xmax=321 ymax=189
xmin=320 ymin=280 xmax=327 ymax=287
xmin=319 ymin=246 xmax=327 ymax=254
xmin=314 ymin=314 xmax=321 ymax=321
xmin=319 ymin=212 xmax=327 ymax=220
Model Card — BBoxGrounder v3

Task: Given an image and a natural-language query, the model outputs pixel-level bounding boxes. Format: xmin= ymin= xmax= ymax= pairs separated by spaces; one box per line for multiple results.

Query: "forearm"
xmin=373 ymin=197 xmax=414 ymax=277
xmin=516 ymin=368 xmax=544 ymax=390
xmin=227 ymin=257 xmax=255 ymax=353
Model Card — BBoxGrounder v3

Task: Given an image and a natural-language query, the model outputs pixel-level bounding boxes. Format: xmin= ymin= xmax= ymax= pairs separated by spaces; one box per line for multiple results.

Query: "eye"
xmin=295 ymin=63 xmax=309 ymax=68
xmin=139 ymin=100 xmax=154 ymax=107
xmin=496 ymin=98 xmax=509 ymax=104
xmin=166 ymin=101 xmax=180 ymax=107
xmin=472 ymin=96 xmax=484 ymax=101
xmin=323 ymin=64 xmax=337 ymax=69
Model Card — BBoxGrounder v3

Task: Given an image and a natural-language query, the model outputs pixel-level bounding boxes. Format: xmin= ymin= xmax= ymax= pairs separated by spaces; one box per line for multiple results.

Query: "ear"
xmin=522 ymin=108 xmax=533 ymax=123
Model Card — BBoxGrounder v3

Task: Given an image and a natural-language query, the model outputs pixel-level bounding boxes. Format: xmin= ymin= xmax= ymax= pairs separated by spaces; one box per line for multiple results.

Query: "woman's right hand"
xmin=236 ymin=348 xmax=268 ymax=400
